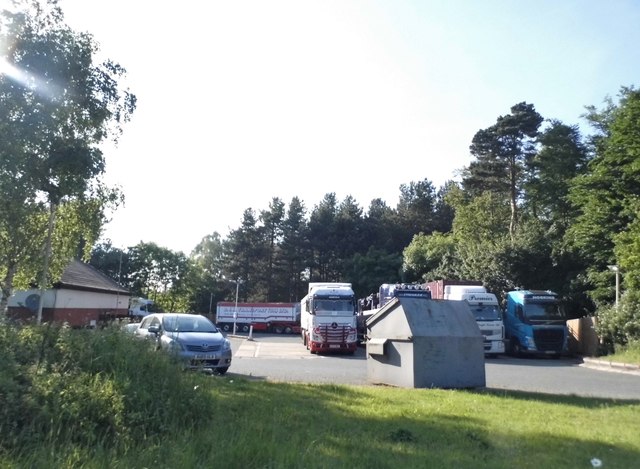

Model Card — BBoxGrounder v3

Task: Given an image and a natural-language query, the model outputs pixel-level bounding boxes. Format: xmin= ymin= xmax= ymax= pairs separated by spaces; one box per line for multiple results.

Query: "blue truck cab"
xmin=504 ymin=290 xmax=567 ymax=356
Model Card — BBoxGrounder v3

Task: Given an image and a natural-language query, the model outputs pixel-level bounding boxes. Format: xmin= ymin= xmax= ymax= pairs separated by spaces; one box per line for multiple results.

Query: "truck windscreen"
xmin=313 ymin=298 xmax=354 ymax=315
xmin=524 ymin=303 xmax=564 ymax=320
xmin=470 ymin=304 xmax=501 ymax=321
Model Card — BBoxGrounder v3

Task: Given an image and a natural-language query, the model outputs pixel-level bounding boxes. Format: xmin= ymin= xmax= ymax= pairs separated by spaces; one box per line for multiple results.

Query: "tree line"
xmin=2 ymin=2 xmax=639 ymax=352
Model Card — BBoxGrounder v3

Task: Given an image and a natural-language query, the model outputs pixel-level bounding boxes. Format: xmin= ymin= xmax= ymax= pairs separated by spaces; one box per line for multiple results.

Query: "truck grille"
xmin=533 ymin=328 xmax=564 ymax=351
xmin=317 ymin=324 xmax=352 ymax=342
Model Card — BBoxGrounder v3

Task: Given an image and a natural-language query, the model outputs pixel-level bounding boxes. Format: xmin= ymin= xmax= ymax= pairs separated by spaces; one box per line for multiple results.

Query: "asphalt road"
xmin=226 ymin=334 xmax=640 ymax=400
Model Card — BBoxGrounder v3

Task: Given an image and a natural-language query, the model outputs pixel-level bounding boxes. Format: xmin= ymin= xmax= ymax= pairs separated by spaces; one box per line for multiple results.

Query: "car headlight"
xmin=223 ymin=338 xmax=231 ymax=351
xmin=167 ymin=339 xmax=184 ymax=352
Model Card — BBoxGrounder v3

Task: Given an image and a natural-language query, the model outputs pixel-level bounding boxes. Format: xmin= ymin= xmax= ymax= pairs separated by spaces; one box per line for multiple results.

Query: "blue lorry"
xmin=504 ymin=290 xmax=567 ymax=356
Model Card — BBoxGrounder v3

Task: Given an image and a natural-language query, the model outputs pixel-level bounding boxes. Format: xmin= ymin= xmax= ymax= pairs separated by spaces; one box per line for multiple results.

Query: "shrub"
xmin=0 ymin=321 xmax=215 ymax=454
xmin=595 ymin=290 xmax=640 ymax=354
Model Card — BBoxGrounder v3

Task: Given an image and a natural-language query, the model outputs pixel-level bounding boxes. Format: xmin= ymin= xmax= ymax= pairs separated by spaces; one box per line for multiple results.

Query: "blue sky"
xmin=53 ymin=0 xmax=640 ymax=254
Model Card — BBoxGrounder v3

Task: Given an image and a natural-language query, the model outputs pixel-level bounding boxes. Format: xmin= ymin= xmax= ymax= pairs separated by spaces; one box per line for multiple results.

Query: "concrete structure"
xmin=366 ymin=297 xmax=486 ymax=389
xmin=8 ymin=259 xmax=130 ymax=327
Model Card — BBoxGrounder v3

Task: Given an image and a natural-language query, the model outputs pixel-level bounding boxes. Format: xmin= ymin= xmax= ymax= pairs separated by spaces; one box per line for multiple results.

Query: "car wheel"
xmin=215 ymin=367 xmax=229 ymax=375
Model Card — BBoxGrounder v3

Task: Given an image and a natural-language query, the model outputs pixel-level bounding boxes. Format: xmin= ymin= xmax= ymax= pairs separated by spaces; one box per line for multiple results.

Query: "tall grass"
xmin=605 ymin=340 xmax=640 ymax=365
xmin=1 ymin=319 xmax=639 ymax=468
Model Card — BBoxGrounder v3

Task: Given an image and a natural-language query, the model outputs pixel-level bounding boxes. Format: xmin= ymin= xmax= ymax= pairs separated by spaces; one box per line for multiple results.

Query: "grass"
xmin=604 ymin=341 xmax=640 ymax=366
xmin=1 ymin=321 xmax=639 ymax=468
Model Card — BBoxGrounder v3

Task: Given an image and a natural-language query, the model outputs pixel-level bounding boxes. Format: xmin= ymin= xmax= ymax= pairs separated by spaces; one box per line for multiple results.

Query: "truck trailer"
xmin=425 ymin=280 xmax=505 ymax=356
xmin=300 ymin=282 xmax=358 ymax=354
xmin=504 ymin=290 xmax=567 ymax=356
xmin=215 ymin=302 xmax=300 ymax=334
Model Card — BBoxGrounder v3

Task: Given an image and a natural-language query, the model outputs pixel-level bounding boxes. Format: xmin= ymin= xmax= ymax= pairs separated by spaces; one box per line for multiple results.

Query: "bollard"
xmin=248 ymin=325 xmax=254 ymax=341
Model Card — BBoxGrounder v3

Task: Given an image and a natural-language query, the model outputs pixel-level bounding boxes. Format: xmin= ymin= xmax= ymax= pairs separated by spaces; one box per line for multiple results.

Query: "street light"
xmin=607 ymin=265 xmax=620 ymax=308
xmin=229 ymin=277 xmax=244 ymax=335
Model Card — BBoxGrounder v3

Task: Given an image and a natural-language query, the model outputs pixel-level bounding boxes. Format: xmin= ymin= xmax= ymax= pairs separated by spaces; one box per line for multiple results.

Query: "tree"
xmin=396 ymin=178 xmax=439 ymax=245
xmin=125 ymin=242 xmax=190 ymax=311
xmin=525 ymin=120 xmax=589 ymax=231
xmin=279 ymin=197 xmax=309 ymax=301
xmin=259 ymin=197 xmax=285 ymax=301
xmin=567 ymin=87 xmax=640 ymax=303
xmin=0 ymin=1 xmax=135 ymax=315
xmin=307 ymin=193 xmax=340 ymax=281
xmin=189 ymin=232 xmax=227 ymax=313
xmin=464 ymin=102 xmax=543 ymax=237
xmin=222 ymin=208 xmax=264 ymax=300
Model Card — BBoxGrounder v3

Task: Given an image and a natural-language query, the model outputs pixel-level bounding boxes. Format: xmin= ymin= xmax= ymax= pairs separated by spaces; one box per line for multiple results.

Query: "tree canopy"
xmin=0 ymin=0 xmax=135 ymax=313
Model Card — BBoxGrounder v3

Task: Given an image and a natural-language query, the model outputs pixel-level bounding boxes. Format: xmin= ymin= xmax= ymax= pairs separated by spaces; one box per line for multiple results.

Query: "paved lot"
xmin=226 ymin=335 xmax=640 ymax=400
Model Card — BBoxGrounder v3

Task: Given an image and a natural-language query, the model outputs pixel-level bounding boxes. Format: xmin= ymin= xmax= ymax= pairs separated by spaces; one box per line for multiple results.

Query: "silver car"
xmin=136 ymin=313 xmax=232 ymax=374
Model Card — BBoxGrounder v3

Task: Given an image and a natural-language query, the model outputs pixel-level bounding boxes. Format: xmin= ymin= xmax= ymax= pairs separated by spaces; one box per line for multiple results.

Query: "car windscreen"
xmin=163 ymin=316 xmax=218 ymax=333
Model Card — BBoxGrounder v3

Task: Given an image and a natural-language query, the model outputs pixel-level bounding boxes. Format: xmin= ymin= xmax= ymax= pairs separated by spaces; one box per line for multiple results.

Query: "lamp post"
xmin=229 ymin=277 xmax=244 ymax=335
xmin=607 ymin=265 xmax=620 ymax=308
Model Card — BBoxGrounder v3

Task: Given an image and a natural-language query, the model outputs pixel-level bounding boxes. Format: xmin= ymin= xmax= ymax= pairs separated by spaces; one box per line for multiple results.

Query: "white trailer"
xmin=300 ymin=282 xmax=358 ymax=354
xmin=215 ymin=302 xmax=300 ymax=334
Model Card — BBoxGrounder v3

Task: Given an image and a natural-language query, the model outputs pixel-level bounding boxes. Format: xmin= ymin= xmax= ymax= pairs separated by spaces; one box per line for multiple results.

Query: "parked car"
xmin=121 ymin=322 xmax=140 ymax=334
xmin=135 ymin=313 xmax=232 ymax=374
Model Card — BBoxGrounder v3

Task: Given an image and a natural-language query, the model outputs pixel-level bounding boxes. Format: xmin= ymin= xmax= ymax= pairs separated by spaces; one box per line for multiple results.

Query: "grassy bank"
xmin=604 ymin=341 xmax=640 ymax=366
xmin=1 ymin=322 xmax=639 ymax=468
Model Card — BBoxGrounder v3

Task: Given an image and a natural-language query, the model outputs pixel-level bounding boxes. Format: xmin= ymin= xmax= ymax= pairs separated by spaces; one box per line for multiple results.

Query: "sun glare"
xmin=0 ymin=56 xmax=24 ymax=82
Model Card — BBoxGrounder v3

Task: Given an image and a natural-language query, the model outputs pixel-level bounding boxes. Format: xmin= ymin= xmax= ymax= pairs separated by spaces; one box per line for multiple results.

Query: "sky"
xmin=36 ymin=1 xmax=640 ymax=253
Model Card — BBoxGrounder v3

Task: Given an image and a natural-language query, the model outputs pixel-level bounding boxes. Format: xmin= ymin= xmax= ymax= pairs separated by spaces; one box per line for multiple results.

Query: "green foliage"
xmin=0 ymin=320 xmax=213 ymax=454
xmin=2 ymin=330 xmax=640 ymax=468
xmin=0 ymin=1 xmax=134 ymax=312
xmin=403 ymin=232 xmax=457 ymax=281
xmin=464 ymin=102 xmax=543 ymax=236
xmin=595 ymin=290 xmax=640 ymax=353
xmin=605 ymin=340 xmax=640 ymax=364
xmin=347 ymin=247 xmax=403 ymax=298
xmin=614 ymin=204 xmax=640 ymax=291
xmin=567 ymin=87 xmax=640 ymax=299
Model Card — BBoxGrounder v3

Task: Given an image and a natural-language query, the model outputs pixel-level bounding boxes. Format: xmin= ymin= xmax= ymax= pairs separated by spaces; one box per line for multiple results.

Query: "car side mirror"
xmin=148 ymin=324 xmax=160 ymax=334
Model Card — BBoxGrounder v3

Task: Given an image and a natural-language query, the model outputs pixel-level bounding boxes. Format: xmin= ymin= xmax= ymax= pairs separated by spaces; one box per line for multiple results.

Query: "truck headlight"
xmin=524 ymin=336 xmax=536 ymax=350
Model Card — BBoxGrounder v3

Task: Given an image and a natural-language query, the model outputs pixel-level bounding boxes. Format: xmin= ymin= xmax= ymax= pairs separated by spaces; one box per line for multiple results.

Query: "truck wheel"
xmin=284 ymin=326 xmax=293 ymax=334
xmin=241 ymin=325 xmax=250 ymax=332
xmin=274 ymin=325 xmax=284 ymax=334
xmin=512 ymin=340 xmax=523 ymax=357
xmin=222 ymin=324 xmax=231 ymax=332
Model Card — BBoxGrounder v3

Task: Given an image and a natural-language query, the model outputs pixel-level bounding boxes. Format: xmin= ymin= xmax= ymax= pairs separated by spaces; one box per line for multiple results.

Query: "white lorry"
xmin=300 ymin=282 xmax=358 ymax=354
xmin=443 ymin=285 xmax=505 ymax=356
xmin=128 ymin=297 xmax=157 ymax=318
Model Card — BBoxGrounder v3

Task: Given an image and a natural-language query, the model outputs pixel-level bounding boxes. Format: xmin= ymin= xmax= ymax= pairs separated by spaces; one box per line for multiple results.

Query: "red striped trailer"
xmin=215 ymin=302 xmax=301 ymax=334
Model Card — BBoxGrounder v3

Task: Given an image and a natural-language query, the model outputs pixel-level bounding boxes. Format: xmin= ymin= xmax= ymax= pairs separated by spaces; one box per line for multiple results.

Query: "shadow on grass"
xmin=168 ymin=376 xmax=640 ymax=469
xmin=472 ymin=387 xmax=640 ymax=407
